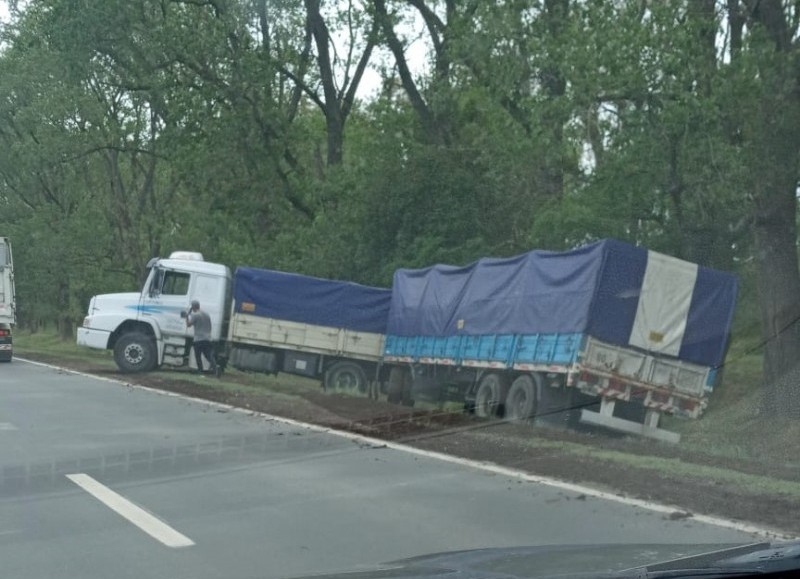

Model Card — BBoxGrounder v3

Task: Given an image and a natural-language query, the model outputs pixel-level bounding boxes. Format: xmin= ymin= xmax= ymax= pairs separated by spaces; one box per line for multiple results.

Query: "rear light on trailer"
xmin=0 ymin=329 xmax=8 ymax=337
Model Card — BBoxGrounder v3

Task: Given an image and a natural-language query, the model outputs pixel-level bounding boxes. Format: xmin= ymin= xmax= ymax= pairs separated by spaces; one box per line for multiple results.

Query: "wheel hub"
xmin=124 ymin=344 xmax=144 ymax=364
xmin=335 ymin=372 xmax=356 ymax=389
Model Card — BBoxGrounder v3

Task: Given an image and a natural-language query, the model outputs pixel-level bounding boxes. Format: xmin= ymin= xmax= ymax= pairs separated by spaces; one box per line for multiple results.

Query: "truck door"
xmin=188 ymin=273 xmax=227 ymax=342
xmin=140 ymin=267 xmax=193 ymax=338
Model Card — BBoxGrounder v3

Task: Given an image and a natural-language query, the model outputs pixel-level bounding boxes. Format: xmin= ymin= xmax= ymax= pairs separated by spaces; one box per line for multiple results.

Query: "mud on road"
xmin=19 ymin=354 xmax=800 ymax=538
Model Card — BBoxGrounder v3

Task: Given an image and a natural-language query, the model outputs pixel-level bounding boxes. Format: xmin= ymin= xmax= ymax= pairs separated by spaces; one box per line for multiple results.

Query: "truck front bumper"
xmin=77 ymin=327 xmax=111 ymax=350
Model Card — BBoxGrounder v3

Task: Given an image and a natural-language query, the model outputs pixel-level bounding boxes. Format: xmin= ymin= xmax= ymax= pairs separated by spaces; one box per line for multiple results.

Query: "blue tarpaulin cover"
xmin=387 ymin=240 xmax=738 ymax=368
xmin=234 ymin=267 xmax=392 ymax=334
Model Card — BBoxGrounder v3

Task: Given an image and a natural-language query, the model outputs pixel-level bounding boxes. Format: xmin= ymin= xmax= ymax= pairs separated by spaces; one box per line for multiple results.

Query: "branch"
xmin=743 ymin=0 xmax=793 ymax=51
xmin=275 ymin=165 xmax=316 ymax=220
xmin=342 ymin=23 xmax=378 ymax=120
xmin=287 ymin=23 xmax=314 ymax=122
xmin=406 ymin=0 xmax=444 ymax=58
xmin=727 ymin=0 xmax=744 ymax=58
xmin=373 ymin=0 xmax=436 ymax=133
xmin=169 ymin=0 xmax=224 ymax=18
xmin=63 ymin=145 xmax=166 ymax=163
xmin=305 ymin=0 xmax=337 ymax=116
xmin=278 ymin=63 xmax=325 ymax=111
xmin=340 ymin=0 xmax=357 ymax=100
xmin=256 ymin=0 xmax=270 ymax=58
xmin=0 ymin=170 xmax=36 ymax=210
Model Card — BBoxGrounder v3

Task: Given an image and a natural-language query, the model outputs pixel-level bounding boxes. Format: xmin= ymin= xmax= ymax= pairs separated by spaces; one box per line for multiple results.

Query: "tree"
xmin=725 ymin=0 xmax=800 ymax=416
xmin=300 ymin=0 xmax=377 ymax=167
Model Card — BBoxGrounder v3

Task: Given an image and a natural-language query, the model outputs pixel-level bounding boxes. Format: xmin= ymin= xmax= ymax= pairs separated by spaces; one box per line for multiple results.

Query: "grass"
xmin=14 ymin=329 xmax=452 ymax=408
xmin=13 ymin=330 xmax=118 ymax=368
xmin=474 ymin=429 xmax=800 ymax=497
xmin=13 ymin=329 xmax=319 ymax=401
xmin=667 ymin=346 xmax=800 ymax=469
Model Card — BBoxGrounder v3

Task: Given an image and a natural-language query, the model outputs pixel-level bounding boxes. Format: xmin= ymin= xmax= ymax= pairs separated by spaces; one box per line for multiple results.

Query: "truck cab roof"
xmin=151 ymin=257 xmax=230 ymax=278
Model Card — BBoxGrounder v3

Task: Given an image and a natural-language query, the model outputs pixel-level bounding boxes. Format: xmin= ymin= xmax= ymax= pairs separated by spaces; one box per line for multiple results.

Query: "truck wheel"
xmin=505 ymin=374 xmax=538 ymax=421
xmin=474 ymin=373 xmax=508 ymax=418
xmin=114 ymin=332 xmax=157 ymax=373
xmin=324 ymin=362 xmax=368 ymax=396
xmin=387 ymin=366 xmax=405 ymax=404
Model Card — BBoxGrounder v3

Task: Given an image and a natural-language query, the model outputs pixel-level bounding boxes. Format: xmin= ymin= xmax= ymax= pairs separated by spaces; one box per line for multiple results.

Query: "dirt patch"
xmin=21 ymin=353 xmax=800 ymax=537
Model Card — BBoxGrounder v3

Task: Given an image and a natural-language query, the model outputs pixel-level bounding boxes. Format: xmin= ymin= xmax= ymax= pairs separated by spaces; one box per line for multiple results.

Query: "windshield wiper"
xmin=642 ymin=568 xmax=765 ymax=578
xmin=628 ymin=541 xmax=800 ymax=579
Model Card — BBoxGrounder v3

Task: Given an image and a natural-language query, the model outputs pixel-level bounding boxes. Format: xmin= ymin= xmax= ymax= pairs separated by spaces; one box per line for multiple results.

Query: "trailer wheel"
xmin=114 ymin=332 xmax=157 ymax=373
xmin=474 ymin=373 xmax=508 ymax=418
xmin=387 ymin=366 xmax=405 ymax=404
xmin=505 ymin=374 xmax=538 ymax=421
xmin=324 ymin=361 xmax=368 ymax=396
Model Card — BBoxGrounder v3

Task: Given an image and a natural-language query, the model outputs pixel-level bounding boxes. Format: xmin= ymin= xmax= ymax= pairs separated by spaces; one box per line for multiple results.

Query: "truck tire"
xmin=505 ymin=374 xmax=539 ymax=421
xmin=114 ymin=332 xmax=157 ymax=373
xmin=387 ymin=366 xmax=405 ymax=404
xmin=324 ymin=361 xmax=368 ymax=396
xmin=474 ymin=373 xmax=508 ymax=418
xmin=401 ymin=368 xmax=415 ymax=406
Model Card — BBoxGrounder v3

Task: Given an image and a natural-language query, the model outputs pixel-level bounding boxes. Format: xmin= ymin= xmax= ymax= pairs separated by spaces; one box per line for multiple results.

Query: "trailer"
xmin=0 ymin=237 xmax=15 ymax=362
xmin=381 ymin=239 xmax=738 ymax=443
xmin=224 ymin=267 xmax=391 ymax=393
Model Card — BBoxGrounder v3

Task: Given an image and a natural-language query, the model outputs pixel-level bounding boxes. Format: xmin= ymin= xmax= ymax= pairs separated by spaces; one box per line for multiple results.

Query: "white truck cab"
xmin=78 ymin=252 xmax=231 ymax=372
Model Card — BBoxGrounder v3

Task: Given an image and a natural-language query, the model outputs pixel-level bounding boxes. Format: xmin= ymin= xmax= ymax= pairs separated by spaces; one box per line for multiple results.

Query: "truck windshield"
xmin=148 ymin=268 xmax=164 ymax=297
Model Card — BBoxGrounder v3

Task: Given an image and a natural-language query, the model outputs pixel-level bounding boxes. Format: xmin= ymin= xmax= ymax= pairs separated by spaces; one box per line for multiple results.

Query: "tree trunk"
xmin=755 ymin=190 xmax=800 ymax=418
xmin=739 ymin=0 xmax=800 ymax=417
xmin=58 ymin=278 xmax=74 ymax=340
xmin=540 ymin=0 xmax=569 ymax=199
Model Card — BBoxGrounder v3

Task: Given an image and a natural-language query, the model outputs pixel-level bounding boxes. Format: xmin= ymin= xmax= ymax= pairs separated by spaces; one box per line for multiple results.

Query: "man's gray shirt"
xmin=189 ymin=310 xmax=212 ymax=341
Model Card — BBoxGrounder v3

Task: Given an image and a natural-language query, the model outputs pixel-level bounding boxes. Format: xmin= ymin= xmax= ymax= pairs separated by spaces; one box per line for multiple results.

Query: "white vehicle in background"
xmin=0 ymin=237 xmax=15 ymax=362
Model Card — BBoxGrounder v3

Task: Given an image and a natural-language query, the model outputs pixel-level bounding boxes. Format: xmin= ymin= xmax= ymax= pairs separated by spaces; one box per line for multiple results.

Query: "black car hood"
xmin=285 ymin=542 xmax=800 ymax=579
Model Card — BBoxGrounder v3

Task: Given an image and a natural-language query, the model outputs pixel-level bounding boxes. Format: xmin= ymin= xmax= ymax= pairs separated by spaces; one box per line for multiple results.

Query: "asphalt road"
xmin=0 ymin=360 xmax=762 ymax=579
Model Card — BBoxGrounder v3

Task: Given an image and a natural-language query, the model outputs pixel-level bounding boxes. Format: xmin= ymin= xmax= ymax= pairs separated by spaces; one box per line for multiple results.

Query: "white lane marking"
xmin=66 ymin=473 xmax=194 ymax=548
xmin=20 ymin=357 xmax=791 ymax=540
xmin=0 ymin=423 xmax=17 ymax=431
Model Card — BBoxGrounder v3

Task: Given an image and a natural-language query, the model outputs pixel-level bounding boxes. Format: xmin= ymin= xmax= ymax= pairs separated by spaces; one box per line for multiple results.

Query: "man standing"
xmin=185 ymin=299 xmax=217 ymax=374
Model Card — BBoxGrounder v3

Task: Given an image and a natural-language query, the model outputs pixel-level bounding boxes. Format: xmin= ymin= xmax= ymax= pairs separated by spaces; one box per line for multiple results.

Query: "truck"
xmin=382 ymin=239 xmax=738 ymax=442
xmin=0 ymin=237 xmax=15 ymax=362
xmin=77 ymin=252 xmax=392 ymax=392
xmin=77 ymin=240 xmax=738 ymax=442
